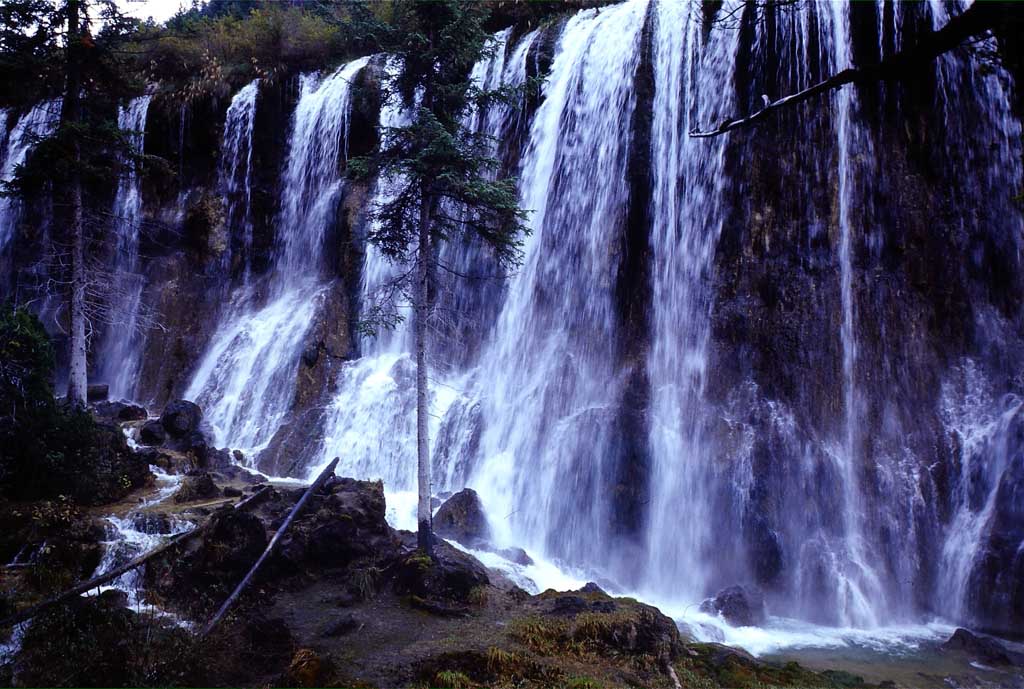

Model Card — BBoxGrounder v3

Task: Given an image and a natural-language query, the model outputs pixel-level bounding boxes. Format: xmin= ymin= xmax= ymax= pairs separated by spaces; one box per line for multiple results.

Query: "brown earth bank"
xmin=0 ymin=466 xmax=888 ymax=689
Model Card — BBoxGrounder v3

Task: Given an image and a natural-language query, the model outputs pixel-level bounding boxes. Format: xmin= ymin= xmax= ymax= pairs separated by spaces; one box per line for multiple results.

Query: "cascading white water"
xmin=642 ymin=0 xmax=742 ymax=603
xmin=0 ymin=100 xmax=61 ymax=248
xmin=822 ymin=1 xmax=886 ymax=629
xmin=460 ymin=0 xmax=649 ymax=571
xmin=187 ymin=58 xmax=369 ymax=453
xmin=309 ymin=30 xmax=530 ymax=486
xmin=96 ymin=95 xmax=152 ymax=401
xmin=219 ymin=79 xmax=259 ymax=280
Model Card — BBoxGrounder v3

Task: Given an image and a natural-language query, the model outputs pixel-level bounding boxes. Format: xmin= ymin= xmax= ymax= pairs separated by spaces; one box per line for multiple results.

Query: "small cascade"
xmin=187 ymin=57 xmax=369 ymax=453
xmin=0 ymin=100 xmax=61 ymax=248
xmin=90 ymin=511 xmax=193 ymax=610
xmin=96 ymin=95 xmax=152 ymax=401
xmin=219 ymin=79 xmax=259 ymax=281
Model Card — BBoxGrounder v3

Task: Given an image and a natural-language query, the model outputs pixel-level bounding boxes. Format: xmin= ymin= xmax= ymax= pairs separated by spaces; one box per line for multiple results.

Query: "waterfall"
xmin=96 ymin=95 xmax=152 ymax=402
xmin=219 ymin=79 xmax=259 ymax=281
xmin=89 ymin=0 xmax=1021 ymax=635
xmin=186 ymin=57 xmax=369 ymax=453
xmin=309 ymin=56 xmax=419 ymax=486
xmin=309 ymin=29 xmax=536 ymax=486
xmin=824 ymin=0 xmax=886 ymax=629
xmin=460 ymin=0 xmax=649 ymax=573
xmin=642 ymin=0 xmax=741 ymax=603
xmin=0 ymin=100 xmax=61 ymax=249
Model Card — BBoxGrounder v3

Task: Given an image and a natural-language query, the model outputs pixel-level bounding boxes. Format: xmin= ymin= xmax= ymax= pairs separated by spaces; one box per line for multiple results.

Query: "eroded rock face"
xmin=434 ymin=488 xmax=490 ymax=548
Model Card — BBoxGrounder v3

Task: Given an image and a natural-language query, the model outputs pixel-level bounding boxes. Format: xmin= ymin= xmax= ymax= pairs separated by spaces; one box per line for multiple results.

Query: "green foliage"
xmin=354 ymin=0 xmax=529 ymax=335
xmin=138 ymin=1 xmax=389 ymax=101
xmin=0 ymin=305 xmax=146 ymax=504
xmin=0 ymin=305 xmax=55 ymax=417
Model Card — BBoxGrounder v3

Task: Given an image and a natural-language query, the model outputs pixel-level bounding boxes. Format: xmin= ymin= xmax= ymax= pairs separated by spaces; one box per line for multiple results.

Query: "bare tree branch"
xmin=691 ymin=1 xmax=1004 ymax=138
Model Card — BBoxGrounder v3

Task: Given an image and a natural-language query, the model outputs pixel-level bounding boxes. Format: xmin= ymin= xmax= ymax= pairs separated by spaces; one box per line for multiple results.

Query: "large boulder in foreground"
xmin=10 ymin=596 xmax=189 ymax=687
xmin=393 ymin=538 xmax=490 ymax=603
xmin=159 ymin=400 xmax=202 ymax=438
xmin=434 ymin=488 xmax=490 ymax=548
xmin=145 ymin=507 xmax=268 ymax=616
xmin=699 ymin=585 xmax=766 ymax=627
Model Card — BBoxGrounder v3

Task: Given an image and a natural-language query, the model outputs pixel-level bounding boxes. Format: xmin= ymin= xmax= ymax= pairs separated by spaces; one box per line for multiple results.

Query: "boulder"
xmin=87 ymin=383 xmax=109 ymax=402
xmin=160 ymin=400 xmax=202 ymax=438
xmin=393 ymin=539 xmax=490 ymax=602
xmin=144 ymin=508 xmax=268 ymax=617
xmin=140 ymin=420 xmax=167 ymax=446
xmin=699 ymin=585 xmax=766 ymax=627
xmin=173 ymin=472 xmax=219 ymax=503
xmin=131 ymin=512 xmax=174 ymax=534
xmin=940 ymin=628 xmax=1013 ymax=666
xmin=434 ymin=488 xmax=490 ymax=547
xmin=223 ymin=486 xmax=243 ymax=498
xmin=495 ymin=546 xmax=534 ymax=566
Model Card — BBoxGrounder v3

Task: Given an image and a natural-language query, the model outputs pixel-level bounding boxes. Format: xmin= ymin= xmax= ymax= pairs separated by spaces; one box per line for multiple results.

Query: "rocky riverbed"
xmin=1 ymin=399 xmax=1022 ymax=688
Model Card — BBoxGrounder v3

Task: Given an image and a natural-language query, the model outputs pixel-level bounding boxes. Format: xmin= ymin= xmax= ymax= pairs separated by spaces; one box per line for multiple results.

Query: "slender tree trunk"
xmin=64 ymin=0 xmax=87 ymax=406
xmin=67 ymin=180 xmax=87 ymax=405
xmin=415 ymin=190 xmax=435 ymax=557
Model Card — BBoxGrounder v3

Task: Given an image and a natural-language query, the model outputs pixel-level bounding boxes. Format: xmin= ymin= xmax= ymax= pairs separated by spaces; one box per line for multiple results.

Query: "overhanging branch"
xmin=690 ymin=1 xmax=1004 ymax=138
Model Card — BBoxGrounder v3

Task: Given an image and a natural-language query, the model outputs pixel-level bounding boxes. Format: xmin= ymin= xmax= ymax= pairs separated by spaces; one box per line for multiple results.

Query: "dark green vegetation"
xmin=0 ymin=306 xmax=148 ymax=504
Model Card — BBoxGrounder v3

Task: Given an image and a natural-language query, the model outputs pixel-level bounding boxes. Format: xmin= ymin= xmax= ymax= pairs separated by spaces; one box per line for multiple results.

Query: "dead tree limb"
xmin=691 ymin=1 xmax=1004 ymax=138
xmin=0 ymin=486 xmax=271 ymax=630
xmin=199 ymin=458 xmax=340 ymax=638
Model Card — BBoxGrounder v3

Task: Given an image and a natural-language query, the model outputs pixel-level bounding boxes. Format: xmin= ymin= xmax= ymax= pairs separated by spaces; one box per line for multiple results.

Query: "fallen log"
xmin=199 ymin=457 xmax=340 ymax=638
xmin=0 ymin=485 xmax=272 ymax=629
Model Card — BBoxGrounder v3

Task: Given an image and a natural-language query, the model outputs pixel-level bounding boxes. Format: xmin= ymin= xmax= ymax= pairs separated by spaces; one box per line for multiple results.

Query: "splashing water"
xmin=187 ymin=58 xmax=369 ymax=453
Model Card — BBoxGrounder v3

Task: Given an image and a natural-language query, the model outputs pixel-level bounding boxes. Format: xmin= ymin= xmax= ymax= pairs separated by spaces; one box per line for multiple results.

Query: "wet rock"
xmin=232 ymin=449 xmax=245 ymax=464
xmin=275 ymin=478 xmax=392 ymax=570
xmin=434 ymin=488 xmax=490 ymax=547
xmin=496 ymin=546 xmax=534 ymax=566
xmin=87 ymin=383 xmax=109 ymax=402
xmin=160 ymin=400 xmax=202 ymax=438
xmin=321 ymin=613 xmax=360 ymax=637
xmin=941 ymin=628 xmax=1013 ymax=666
xmin=578 ymin=581 xmax=608 ymax=596
xmin=699 ymin=585 xmax=766 ymax=627
xmin=173 ymin=472 xmax=219 ymax=503
xmin=223 ymin=486 xmax=243 ymax=498
xmin=131 ymin=511 xmax=173 ymax=534
xmin=548 ymin=595 xmax=588 ymax=616
xmin=140 ymin=419 xmax=167 ymax=446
